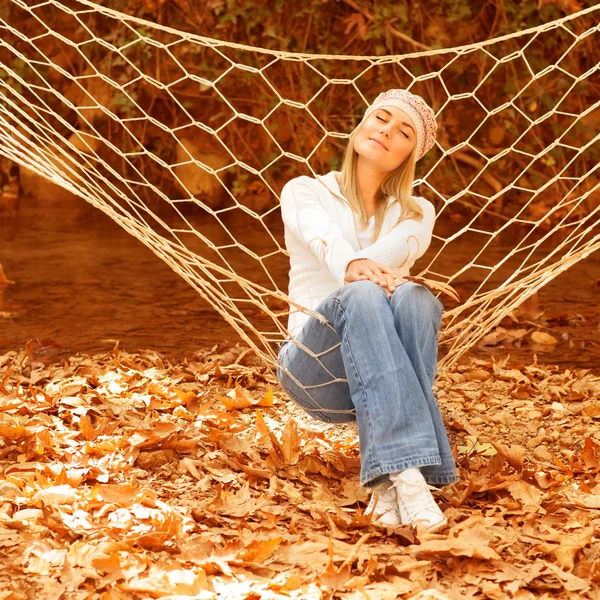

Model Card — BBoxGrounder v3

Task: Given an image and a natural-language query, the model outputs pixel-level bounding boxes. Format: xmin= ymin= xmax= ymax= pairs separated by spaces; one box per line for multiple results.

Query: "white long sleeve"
xmin=280 ymin=176 xmax=357 ymax=286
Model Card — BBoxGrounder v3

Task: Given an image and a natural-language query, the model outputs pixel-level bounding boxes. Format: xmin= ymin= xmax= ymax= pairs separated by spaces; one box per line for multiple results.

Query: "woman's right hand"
xmin=344 ymin=258 xmax=399 ymax=297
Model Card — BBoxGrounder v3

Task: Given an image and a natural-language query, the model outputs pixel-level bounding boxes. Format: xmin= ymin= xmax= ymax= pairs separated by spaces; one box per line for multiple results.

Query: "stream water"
xmin=1 ymin=193 xmax=598 ymax=373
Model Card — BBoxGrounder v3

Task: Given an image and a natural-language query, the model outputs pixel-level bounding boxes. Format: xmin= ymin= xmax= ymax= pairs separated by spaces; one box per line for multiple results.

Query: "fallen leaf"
xmin=535 ymin=526 xmax=594 ymax=571
xmin=507 ymin=480 xmax=542 ymax=508
xmin=491 ymin=442 xmax=526 ymax=468
xmin=32 ymin=485 xmax=79 ymax=506
xmin=413 ymin=525 xmax=500 ymax=560
xmin=531 ymin=331 xmax=558 ymax=345
xmin=219 ymin=385 xmax=273 ymax=410
xmin=238 ymin=537 xmax=282 ymax=563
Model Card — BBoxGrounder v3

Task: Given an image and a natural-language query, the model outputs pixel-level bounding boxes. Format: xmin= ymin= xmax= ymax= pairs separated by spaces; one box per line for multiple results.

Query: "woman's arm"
xmin=351 ymin=198 xmax=436 ymax=270
xmin=280 ymin=177 xmax=358 ymax=286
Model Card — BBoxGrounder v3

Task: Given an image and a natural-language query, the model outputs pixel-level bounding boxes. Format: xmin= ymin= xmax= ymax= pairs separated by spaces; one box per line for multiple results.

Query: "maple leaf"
xmin=173 ymin=388 xmax=195 ymax=404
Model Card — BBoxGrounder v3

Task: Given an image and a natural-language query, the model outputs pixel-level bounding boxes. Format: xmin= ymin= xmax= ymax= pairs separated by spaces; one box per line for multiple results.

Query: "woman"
xmin=276 ymin=89 xmax=457 ymax=532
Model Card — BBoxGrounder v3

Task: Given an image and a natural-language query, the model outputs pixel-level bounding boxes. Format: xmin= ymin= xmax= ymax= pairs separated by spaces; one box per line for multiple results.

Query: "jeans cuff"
xmin=360 ymin=454 xmax=455 ymax=488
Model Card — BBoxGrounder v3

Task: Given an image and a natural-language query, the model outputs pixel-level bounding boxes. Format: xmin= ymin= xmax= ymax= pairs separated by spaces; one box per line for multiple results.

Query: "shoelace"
xmin=391 ymin=477 xmax=441 ymax=495
xmin=391 ymin=479 xmax=441 ymax=517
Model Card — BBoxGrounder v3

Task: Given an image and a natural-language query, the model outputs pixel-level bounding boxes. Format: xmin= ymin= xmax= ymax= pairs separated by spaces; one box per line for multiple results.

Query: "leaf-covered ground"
xmin=1 ymin=342 xmax=600 ymax=600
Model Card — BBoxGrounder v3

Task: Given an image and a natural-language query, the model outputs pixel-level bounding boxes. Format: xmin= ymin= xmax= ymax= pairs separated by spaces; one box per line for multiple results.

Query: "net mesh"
xmin=1 ymin=0 xmax=599 ymax=394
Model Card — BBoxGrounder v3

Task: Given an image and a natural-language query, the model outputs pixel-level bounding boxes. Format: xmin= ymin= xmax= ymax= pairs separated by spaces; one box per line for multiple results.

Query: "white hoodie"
xmin=280 ymin=170 xmax=436 ymax=338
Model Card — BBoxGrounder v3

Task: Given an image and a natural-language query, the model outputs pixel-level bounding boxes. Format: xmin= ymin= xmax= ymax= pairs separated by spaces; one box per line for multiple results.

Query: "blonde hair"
xmin=335 ymin=120 xmax=424 ymax=241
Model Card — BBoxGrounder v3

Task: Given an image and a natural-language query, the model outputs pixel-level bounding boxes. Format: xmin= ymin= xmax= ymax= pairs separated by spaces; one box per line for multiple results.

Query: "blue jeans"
xmin=276 ymin=280 xmax=458 ymax=489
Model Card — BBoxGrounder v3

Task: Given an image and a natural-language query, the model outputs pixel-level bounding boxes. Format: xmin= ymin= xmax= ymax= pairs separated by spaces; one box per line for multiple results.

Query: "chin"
xmin=356 ymin=147 xmax=393 ymax=168
xmin=357 ymin=142 xmax=385 ymax=159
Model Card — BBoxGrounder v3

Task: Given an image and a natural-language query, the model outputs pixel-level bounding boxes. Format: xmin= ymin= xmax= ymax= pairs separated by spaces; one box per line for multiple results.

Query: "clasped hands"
xmin=344 ymin=258 xmax=406 ymax=298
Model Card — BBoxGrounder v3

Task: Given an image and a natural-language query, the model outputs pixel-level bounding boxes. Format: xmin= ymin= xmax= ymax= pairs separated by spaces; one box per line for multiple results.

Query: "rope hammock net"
xmin=0 ymin=0 xmax=599 ymax=417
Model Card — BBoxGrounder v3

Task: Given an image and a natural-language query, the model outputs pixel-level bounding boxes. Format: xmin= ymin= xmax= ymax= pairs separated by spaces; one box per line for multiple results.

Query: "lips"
xmin=369 ymin=138 xmax=388 ymax=151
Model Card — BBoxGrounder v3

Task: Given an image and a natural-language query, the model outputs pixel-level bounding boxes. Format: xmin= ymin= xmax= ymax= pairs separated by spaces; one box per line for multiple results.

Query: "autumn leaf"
xmin=219 ymin=385 xmax=274 ymax=410
xmin=319 ymin=537 xmax=353 ymax=590
xmin=0 ymin=415 xmax=28 ymax=440
xmin=580 ymin=437 xmax=599 ymax=470
xmin=281 ymin=417 xmax=301 ymax=464
xmin=413 ymin=525 xmax=500 ymax=560
xmin=457 ymin=435 xmax=497 ymax=457
xmin=404 ymin=275 xmax=460 ymax=303
xmin=320 ymin=560 xmax=353 ymax=590
xmin=219 ymin=386 xmax=253 ymax=410
xmin=507 ymin=480 xmax=542 ymax=508
xmin=535 ymin=526 xmax=594 ymax=570
xmin=95 ymin=484 xmax=157 ymax=507
xmin=259 ymin=385 xmax=274 ymax=407
xmin=491 ymin=441 xmax=526 ymax=468
xmin=79 ymin=414 xmax=97 ymax=441
xmin=32 ymin=485 xmax=79 ymax=507
xmin=239 ymin=538 xmax=282 ymax=563
xmin=531 ymin=330 xmax=558 ymax=345
xmin=255 ymin=409 xmax=270 ymax=444
xmin=174 ymin=388 xmax=195 ymax=404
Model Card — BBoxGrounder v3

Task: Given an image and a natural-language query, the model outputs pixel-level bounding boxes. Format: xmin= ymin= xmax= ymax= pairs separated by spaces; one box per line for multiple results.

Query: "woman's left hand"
xmin=345 ymin=258 xmax=401 ymax=297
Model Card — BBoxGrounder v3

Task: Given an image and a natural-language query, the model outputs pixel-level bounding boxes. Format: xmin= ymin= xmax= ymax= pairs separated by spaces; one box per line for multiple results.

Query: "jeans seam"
xmin=331 ymin=295 xmax=380 ymax=475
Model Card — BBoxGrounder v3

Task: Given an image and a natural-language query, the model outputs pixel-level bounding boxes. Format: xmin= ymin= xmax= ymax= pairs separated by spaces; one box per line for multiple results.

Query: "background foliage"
xmin=0 ymin=0 xmax=598 ymax=227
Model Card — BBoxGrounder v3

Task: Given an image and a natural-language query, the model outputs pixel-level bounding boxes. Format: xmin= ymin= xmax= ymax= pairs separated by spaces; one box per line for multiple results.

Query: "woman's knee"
xmin=392 ymin=282 xmax=443 ymax=316
xmin=341 ymin=279 xmax=388 ymax=308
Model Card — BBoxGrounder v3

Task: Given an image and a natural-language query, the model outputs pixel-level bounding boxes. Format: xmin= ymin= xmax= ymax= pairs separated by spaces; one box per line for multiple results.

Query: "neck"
xmin=355 ymin=156 xmax=388 ymax=216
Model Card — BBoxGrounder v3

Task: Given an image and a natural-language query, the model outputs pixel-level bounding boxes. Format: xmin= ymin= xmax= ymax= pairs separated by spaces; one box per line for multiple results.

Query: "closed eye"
xmin=376 ymin=116 xmax=409 ymax=139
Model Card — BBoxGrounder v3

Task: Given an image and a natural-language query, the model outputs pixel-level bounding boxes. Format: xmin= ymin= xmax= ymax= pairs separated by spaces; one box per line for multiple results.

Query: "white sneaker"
xmin=365 ymin=479 xmax=401 ymax=526
xmin=390 ymin=468 xmax=447 ymax=532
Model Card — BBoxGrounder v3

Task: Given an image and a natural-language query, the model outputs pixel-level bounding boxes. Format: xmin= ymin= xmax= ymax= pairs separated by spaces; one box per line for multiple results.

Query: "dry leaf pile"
xmin=1 ymin=344 xmax=600 ymax=599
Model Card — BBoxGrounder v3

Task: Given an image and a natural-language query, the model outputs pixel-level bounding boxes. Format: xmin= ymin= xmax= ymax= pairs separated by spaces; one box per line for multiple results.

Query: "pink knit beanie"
xmin=361 ymin=89 xmax=438 ymax=161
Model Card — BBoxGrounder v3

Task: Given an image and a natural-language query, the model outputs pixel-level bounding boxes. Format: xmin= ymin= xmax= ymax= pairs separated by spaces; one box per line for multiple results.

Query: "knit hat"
xmin=360 ymin=89 xmax=438 ymax=161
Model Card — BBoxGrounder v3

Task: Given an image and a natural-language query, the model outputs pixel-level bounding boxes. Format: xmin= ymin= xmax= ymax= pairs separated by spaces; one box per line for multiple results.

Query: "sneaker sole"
xmin=419 ymin=515 xmax=447 ymax=533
